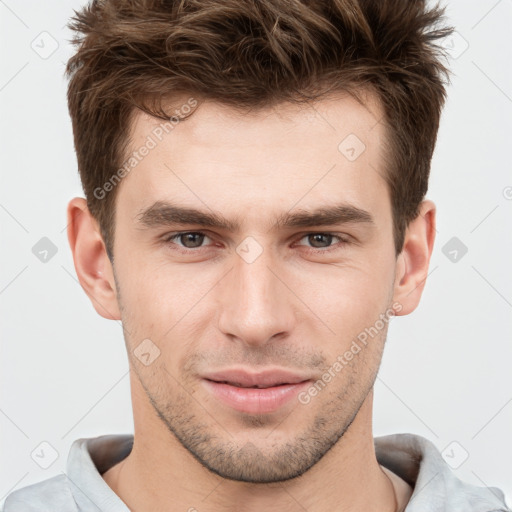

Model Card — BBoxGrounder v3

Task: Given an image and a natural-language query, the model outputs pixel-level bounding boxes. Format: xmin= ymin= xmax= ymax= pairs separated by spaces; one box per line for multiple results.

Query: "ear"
xmin=66 ymin=197 xmax=121 ymax=320
xmin=392 ymin=199 xmax=436 ymax=316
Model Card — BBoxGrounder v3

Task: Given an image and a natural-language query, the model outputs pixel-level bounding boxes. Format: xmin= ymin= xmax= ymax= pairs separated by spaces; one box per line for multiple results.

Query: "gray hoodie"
xmin=2 ymin=433 xmax=510 ymax=511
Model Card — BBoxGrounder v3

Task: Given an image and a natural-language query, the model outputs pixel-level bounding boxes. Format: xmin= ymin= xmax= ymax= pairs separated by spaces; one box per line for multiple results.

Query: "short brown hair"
xmin=65 ymin=0 xmax=453 ymax=261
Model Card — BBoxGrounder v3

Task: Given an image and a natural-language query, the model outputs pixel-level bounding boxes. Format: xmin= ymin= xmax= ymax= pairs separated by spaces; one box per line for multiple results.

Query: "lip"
xmin=201 ymin=368 xmax=312 ymax=414
xmin=201 ymin=368 xmax=312 ymax=388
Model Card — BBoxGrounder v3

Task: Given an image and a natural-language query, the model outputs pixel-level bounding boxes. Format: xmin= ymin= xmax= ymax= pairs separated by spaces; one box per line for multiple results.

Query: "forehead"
xmin=116 ymin=91 xmax=389 ymax=229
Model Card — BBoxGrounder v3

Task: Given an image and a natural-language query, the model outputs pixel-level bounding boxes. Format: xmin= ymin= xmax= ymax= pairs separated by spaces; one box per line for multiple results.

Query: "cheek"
xmin=116 ymin=257 xmax=220 ymax=346
xmin=118 ymin=249 xmax=197 ymax=304
xmin=299 ymin=258 xmax=394 ymax=334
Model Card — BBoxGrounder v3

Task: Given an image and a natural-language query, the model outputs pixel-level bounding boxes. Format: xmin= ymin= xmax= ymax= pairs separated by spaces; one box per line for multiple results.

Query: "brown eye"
xmin=164 ymin=231 xmax=212 ymax=249
xmin=306 ymin=233 xmax=335 ymax=248
xmin=296 ymin=233 xmax=348 ymax=251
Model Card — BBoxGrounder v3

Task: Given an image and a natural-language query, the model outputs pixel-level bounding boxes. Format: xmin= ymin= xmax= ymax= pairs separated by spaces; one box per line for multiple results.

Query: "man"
xmin=3 ymin=0 xmax=510 ymax=510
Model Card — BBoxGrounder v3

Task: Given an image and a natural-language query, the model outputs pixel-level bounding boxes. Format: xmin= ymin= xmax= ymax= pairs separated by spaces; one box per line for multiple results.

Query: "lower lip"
xmin=202 ymin=379 xmax=310 ymax=414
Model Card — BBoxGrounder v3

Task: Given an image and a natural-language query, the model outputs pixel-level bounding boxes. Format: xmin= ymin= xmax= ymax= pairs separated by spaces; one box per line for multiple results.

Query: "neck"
xmin=103 ymin=384 xmax=396 ymax=512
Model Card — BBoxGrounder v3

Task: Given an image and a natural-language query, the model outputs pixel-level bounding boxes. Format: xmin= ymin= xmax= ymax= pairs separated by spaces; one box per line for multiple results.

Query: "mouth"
xmin=202 ymin=368 xmax=311 ymax=388
xmin=201 ymin=368 xmax=312 ymax=414
xmin=205 ymin=379 xmax=300 ymax=389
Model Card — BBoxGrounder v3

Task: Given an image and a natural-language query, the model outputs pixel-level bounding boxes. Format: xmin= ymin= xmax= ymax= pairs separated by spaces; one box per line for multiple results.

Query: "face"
xmin=110 ymin=91 xmax=399 ymax=483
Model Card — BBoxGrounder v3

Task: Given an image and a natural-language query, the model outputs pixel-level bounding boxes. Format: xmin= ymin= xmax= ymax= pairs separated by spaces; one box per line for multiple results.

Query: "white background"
xmin=1 ymin=0 xmax=511 ymax=508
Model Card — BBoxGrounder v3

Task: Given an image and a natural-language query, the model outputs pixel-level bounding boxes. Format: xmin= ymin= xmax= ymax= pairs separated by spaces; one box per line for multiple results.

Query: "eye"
xmin=295 ymin=233 xmax=350 ymax=252
xmin=163 ymin=231 xmax=213 ymax=249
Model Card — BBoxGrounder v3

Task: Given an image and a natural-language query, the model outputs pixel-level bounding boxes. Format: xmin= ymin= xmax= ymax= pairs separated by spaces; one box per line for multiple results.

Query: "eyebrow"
xmin=135 ymin=200 xmax=376 ymax=233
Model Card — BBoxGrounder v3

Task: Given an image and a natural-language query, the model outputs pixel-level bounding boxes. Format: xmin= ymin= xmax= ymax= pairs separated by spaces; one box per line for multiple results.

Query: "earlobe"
xmin=392 ymin=200 xmax=436 ymax=316
xmin=66 ymin=197 xmax=121 ymax=321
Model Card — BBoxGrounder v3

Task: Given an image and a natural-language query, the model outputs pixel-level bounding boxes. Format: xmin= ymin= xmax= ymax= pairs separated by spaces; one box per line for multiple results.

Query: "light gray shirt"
xmin=2 ymin=433 xmax=510 ymax=511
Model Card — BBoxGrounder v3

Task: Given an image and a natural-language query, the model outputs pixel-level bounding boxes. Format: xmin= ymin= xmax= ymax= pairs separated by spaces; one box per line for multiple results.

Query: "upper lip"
xmin=202 ymin=368 xmax=312 ymax=388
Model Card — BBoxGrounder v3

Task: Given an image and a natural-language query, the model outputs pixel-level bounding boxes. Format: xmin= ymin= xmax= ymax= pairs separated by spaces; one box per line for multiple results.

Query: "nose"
xmin=217 ymin=242 xmax=297 ymax=348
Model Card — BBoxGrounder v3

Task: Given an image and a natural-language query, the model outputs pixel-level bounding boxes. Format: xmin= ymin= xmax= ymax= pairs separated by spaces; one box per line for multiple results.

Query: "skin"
xmin=67 ymin=90 xmax=435 ymax=512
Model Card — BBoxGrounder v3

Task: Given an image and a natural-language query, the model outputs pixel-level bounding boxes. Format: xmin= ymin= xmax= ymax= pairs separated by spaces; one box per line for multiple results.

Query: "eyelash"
xmin=161 ymin=231 xmax=351 ymax=255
